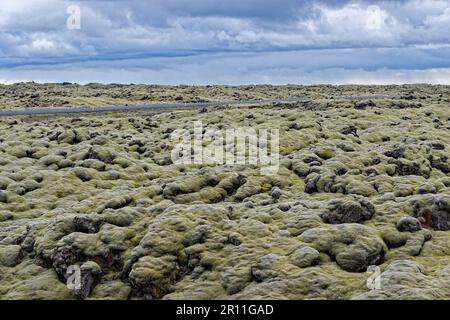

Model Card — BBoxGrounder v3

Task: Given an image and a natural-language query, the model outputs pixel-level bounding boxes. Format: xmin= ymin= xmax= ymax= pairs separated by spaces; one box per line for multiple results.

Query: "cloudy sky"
xmin=1 ymin=0 xmax=450 ymax=84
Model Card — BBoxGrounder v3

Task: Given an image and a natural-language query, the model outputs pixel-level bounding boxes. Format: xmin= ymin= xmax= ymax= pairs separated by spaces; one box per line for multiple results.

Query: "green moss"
xmin=0 ymin=84 xmax=449 ymax=300
xmin=0 ymin=245 xmax=22 ymax=267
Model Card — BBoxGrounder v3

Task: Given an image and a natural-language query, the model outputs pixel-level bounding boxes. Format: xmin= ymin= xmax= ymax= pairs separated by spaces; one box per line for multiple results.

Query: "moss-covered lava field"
xmin=0 ymin=84 xmax=449 ymax=300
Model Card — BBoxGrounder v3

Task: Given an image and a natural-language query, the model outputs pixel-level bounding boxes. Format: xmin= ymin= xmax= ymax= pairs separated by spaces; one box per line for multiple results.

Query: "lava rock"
xmin=412 ymin=196 xmax=450 ymax=231
xmin=384 ymin=147 xmax=405 ymax=159
xmin=0 ymin=245 xmax=22 ymax=267
xmin=278 ymin=203 xmax=291 ymax=212
xmin=396 ymin=216 xmax=422 ymax=232
xmin=394 ymin=159 xmax=423 ymax=176
xmin=341 ymin=125 xmax=358 ymax=136
xmin=290 ymin=247 xmax=320 ymax=268
xmin=321 ymin=199 xmax=375 ymax=224
xmin=75 ymin=261 xmax=102 ymax=299
xmin=73 ymin=216 xmax=104 ymax=234
xmin=300 ymin=224 xmax=386 ymax=272
xmin=270 ymin=187 xmax=282 ymax=200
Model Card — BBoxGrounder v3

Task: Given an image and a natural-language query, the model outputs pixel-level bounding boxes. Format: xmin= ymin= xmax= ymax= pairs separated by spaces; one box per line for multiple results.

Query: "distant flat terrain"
xmin=1 ymin=83 xmax=449 ymax=110
xmin=0 ymin=96 xmax=390 ymax=116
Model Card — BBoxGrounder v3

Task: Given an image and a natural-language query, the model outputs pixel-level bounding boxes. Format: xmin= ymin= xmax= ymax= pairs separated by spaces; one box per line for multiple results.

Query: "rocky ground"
xmin=1 ymin=82 xmax=449 ymax=110
xmin=0 ymin=84 xmax=449 ymax=300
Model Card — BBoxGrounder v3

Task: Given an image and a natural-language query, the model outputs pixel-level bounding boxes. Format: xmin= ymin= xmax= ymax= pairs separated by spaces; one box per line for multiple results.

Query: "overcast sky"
xmin=1 ymin=0 xmax=450 ymax=84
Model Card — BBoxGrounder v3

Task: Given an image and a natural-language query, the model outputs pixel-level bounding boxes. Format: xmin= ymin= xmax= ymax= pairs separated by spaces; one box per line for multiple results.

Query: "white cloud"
xmin=0 ymin=0 xmax=450 ymax=84
xmin=2 ymin=0 xmax=450 ymax=56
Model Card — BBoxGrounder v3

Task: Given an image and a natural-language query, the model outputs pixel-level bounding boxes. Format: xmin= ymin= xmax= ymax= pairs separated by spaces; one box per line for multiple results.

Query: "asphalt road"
xmin=0 ymin=95 xmax=387 ymax=117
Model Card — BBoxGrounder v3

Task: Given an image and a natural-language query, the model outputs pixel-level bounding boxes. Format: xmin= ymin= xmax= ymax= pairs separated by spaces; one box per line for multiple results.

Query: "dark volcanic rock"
xmin=341 ymin=125 xmax=358 ymax=136
xmin=270 ymin=186 xmax=282 ymax=200
xmin=394 ymin=160 xmax=423 ymax=176
xmin=75 ymin=261 xmax=102 ymax=299
xmin=354 ymin=100 xmax=376 ymax=110
xmin=397 ymin=216 xmax=422 ymax=232
xmin=321 ymin=199 xmax=375 ymax=224
xmin=73 ymin=216 xmax=104 ymax=234
xmin=431 ymin=157 xmax=450 ymax=174
xmin=412 ymin=196 xmax=450 ymax=231
xmin=384 ymin=147 xmax=405 ymax=159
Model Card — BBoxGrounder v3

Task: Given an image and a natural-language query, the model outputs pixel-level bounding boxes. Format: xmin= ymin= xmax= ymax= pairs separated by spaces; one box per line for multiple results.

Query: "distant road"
xmin=0 ymin=95 xmax=387 ymax=117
